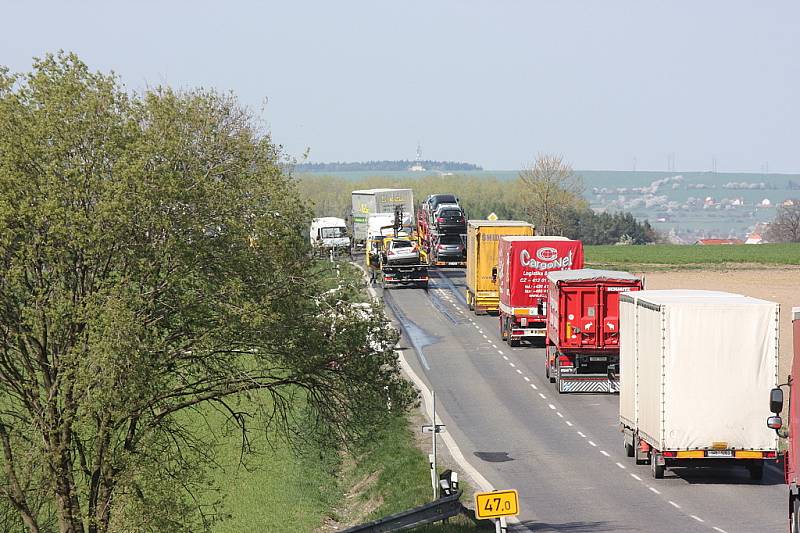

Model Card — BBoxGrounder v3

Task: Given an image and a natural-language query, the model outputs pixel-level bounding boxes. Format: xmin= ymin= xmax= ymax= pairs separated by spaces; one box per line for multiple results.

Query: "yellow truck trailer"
xmin=465 ymin=220 xmax=534 ymax=314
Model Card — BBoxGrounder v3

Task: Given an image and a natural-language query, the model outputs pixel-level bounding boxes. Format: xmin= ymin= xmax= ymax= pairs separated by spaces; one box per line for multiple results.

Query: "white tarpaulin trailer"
xmin=619 ymin=290 xmax=779 ymax=479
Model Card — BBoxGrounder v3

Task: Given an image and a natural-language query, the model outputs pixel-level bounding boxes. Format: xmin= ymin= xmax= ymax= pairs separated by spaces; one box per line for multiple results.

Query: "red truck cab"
xmin=769 ymin=306 xmax=800 ymax=531
xmin=545 ymin=269 xmax=642 ymax=393
xmin=497 ymin=237 xmax=583 ymax=347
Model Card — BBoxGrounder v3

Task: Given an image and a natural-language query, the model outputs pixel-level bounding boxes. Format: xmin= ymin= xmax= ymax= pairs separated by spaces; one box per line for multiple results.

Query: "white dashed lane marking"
xmin=516 ymin=369 xmax=522 ymax=375
xmin=564 ymin=420 xmax=572 ymax=426
xmin=502 ymin=355 xmax=509 ymax=361
xmin=669 ymin=501 xmax=680 ymax=509
xmin=648 ymin=487 xmax=660 ymax=495
xmin=523 ymin=377 xmax=530 ymax=382
xmin=578 ymin=431 xmax=586 ymax=438
xmin=588 ymin=440 xmax=597 ymax=447
xmin=539 ymin=393 xmax=546 ymax=399
xmin=690 ymin=515 xmax=704 ymax=523
xmin=615 ymin=462 xmax=626 ymax=470
xmin=600 ymin=450 xmax=610 ymax=457
xmin=630 ymin=473 xmax=642 ymax=481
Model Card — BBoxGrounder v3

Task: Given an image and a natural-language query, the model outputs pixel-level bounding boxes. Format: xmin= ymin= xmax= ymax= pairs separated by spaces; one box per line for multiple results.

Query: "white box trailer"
xmin=619 ymin=290 xmax=779 ymax=479
xmin=351 ymin=189 xmax=414 ymax=245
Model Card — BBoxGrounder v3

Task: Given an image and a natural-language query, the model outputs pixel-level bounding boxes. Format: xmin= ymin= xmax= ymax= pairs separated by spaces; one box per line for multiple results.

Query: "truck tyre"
xmin=651 ymin=455 xmax=665 ymax=479
xmin=467 ymin=293 xmax=474 ymax=311
xmin=748 ymin=461 xmax=764 ymax=481
xmin=625 ymin=440 xmax=635 ymax=458
xmin=500 ymin=318 xmax=507 ymax=341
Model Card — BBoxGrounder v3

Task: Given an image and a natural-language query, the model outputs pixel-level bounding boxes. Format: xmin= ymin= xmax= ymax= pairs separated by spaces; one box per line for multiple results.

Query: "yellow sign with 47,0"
xmin=474 ymin=489 xmax=519 ymax=519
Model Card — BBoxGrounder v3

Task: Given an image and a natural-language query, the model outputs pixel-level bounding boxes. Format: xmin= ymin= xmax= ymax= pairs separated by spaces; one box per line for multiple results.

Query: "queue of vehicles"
xmin=326 ymin=190 xmax=795 ymax=507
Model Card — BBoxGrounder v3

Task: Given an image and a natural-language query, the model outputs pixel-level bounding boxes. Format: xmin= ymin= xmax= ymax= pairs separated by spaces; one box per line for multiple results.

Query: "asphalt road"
xmin=377 ymin=269 xmax=786 ymax=533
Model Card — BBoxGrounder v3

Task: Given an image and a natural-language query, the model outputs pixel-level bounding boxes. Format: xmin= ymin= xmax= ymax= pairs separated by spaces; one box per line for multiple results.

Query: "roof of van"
xmin=311 ymin=217 xmax=346 ymax=226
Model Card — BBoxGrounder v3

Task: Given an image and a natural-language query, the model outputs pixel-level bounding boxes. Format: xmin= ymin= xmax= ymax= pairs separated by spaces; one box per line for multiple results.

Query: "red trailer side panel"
xmin=498 ymin=237 xmax=584 ymax=312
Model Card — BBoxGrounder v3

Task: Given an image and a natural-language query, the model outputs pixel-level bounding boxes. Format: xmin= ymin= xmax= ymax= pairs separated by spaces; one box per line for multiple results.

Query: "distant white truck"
xmin=310 ymin=217 xmax=350 ymax=255
xmin=619 ymin=290 xmax=779 ymax=479
xmin=351 ymin=188 xmax=414 ymax=247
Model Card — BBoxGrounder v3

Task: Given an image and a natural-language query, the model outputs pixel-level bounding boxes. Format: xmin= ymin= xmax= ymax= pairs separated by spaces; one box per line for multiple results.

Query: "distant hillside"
xmin=295 ymin=160 xmax=482 ymax=172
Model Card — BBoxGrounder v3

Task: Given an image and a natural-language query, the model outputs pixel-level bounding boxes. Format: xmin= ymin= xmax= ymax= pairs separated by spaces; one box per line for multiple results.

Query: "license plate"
xmin=531 ymin=329 xmax=545 ymax=335
xmin=707 ymin=450 xmax=732 ymax=457
xmin=589 ymin=356 xmax=607 ymax=361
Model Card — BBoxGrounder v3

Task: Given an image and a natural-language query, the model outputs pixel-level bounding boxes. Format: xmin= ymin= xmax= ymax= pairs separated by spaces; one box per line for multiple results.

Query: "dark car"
xmin=433 ymin=234 xmax=466 ymax=262
xmin=425 ymin=194 xmax=459 ymax=214
xmin=434 ymin=205 xmax=467 ymax=234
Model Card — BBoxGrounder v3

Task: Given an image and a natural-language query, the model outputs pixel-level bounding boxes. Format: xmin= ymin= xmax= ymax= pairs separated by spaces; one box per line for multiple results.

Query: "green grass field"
xmin=204 ymin=403 xmax=341 ymax=533
xmin=585 ymin=243 xmax=800 ymax=269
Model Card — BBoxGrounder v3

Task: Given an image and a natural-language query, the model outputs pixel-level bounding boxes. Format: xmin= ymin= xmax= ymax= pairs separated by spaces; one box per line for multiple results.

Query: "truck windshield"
xmin=321 ymin=227 xmax=346 ymax=238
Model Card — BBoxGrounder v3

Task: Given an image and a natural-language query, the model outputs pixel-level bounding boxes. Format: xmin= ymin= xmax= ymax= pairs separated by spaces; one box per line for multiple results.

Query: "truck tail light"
xmin=437 ymin=217 xmax=444 ymax=223
xmin=558 ymin=355 xmax=573 ymax=367
xmin=662 ymin=451 xmax=676 ymax=458
xmin=512 ymin=330 xmax=524 ymax=336
xmin=387 ymin=250 xmax=395 ymax=255
xmin=764 ymin=451 xmax=777 ymax=459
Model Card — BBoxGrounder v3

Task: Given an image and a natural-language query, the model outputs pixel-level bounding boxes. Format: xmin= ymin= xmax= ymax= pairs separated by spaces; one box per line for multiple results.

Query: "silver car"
xmin=383 ymin=239 xmax=420 ymax=265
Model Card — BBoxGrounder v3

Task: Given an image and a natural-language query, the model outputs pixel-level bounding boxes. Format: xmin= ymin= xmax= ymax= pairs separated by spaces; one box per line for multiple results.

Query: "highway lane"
xmin=378 ymin=269 xmax=785 ymax=532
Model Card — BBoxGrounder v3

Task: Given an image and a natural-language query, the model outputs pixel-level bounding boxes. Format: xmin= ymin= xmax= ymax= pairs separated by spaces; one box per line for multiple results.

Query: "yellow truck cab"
xmin=465 ymin=220 xmax=534 ymax=314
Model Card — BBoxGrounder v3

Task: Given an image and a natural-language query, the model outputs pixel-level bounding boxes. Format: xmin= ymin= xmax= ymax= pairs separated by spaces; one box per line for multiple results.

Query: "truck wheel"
xmin=500 ymin=319 xmax=507 ymax=341
xmin=748 ymin=461 xmax=764 ymax=481
xmin=651 ymin=454 xmax=665 ymax=479
xmin=467 ymin=293 xmax=474 ymax=311
xmin=625 ymin=440 xmax=635 ymax=458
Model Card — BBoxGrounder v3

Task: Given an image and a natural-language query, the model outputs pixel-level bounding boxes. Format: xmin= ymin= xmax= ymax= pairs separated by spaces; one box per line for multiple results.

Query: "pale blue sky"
xmin=2 ymin=1 xmax=797 ymax=172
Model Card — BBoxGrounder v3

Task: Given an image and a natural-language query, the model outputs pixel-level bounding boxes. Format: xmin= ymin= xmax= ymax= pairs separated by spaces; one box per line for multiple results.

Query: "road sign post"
xmin=422 ymin=391 xmax=446 ymax=500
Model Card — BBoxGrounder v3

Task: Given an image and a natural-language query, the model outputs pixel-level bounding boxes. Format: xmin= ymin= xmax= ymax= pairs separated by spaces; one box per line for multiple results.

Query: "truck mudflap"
xmin=557 ymin=374 xmax=619 ymax=393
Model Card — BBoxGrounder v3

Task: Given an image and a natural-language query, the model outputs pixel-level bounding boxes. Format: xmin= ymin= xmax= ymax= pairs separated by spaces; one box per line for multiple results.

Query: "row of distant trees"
xmin=298 ymin=154 xmax=657 ymax=245
xmin=295 ymin=160 xmax=482 ymax=172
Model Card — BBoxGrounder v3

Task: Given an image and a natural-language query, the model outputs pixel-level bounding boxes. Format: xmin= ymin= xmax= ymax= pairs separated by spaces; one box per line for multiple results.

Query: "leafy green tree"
xmin=0 ymin=53 xmax=413 ymax=533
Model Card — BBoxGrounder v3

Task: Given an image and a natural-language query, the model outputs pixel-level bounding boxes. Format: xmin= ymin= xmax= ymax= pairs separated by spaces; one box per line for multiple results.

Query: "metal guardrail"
xmin=340 ymin=491 xmax=464 ymax=532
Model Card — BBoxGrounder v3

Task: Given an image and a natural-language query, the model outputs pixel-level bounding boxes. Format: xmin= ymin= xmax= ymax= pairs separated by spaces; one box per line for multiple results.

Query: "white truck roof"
xmin=352 ymin=188 xmax=412 ymax=194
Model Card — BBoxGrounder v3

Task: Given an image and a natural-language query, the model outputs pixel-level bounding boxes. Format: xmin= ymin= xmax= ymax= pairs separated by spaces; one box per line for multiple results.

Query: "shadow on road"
xmin=667 ymin=458 xmax=785 ymax=486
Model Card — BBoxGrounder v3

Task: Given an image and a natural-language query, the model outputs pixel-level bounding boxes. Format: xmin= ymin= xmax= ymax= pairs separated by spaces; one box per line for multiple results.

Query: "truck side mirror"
xmin=767 ymin=415 xmax=783 ymax=431
xmin=491 ymin=267 xmax=497 ymax=283
xmin=770 ymin=387 xmax=784 ymax=414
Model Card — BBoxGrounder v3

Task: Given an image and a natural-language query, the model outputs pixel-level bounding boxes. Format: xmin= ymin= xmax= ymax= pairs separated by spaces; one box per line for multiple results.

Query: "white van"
xmin=310 ymin=217 xmax=350 ymax=252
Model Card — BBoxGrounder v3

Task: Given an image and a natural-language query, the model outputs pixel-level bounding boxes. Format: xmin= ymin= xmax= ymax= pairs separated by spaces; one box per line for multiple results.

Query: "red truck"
xmin=768 ymin=306 xmax=800 ymax=531
xmin=497 ymin=237 xmax=583 ymax=347
xmin=545 ymin=269 xmax=642 ymax=393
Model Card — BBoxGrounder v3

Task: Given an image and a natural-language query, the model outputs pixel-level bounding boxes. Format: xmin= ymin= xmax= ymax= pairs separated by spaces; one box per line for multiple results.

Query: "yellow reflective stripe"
xmin=734 ymin=450 xmax=763 ymax=459
xmin=676 ymin=451 xmax=705 ymax=459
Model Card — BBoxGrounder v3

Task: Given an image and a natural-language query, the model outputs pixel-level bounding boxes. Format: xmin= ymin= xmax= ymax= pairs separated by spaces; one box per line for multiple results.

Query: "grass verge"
xmin=585 ymin=243 xmax=800 ymax=270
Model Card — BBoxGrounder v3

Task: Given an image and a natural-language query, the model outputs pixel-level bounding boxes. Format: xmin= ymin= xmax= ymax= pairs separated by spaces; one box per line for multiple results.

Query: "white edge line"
xmin=397 ymin=348 xmax=493 ymax=492
xmin=354 ymin=263 xmax=496 ymax=493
